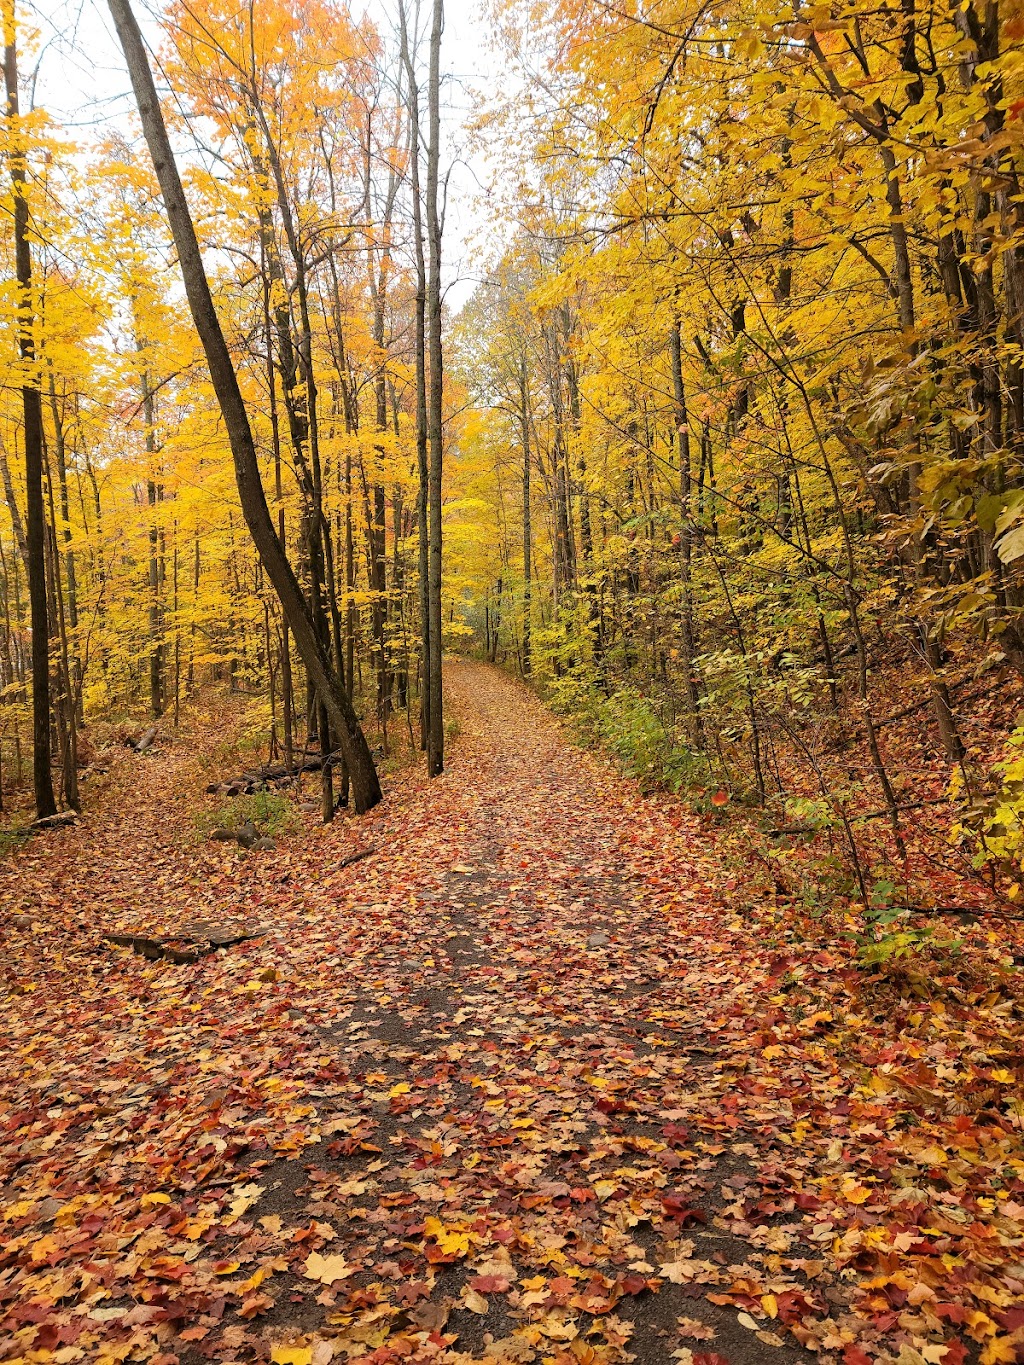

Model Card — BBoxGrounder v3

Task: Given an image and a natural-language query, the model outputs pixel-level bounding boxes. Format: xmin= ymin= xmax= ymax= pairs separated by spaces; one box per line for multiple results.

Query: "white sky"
xmin=30 ymin=0 xmax=500 ymax=310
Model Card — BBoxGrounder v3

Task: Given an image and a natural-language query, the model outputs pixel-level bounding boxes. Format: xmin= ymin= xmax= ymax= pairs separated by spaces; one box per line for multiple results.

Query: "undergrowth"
xmin=0 ymin=827 xmax=31 ymax=858
xmin=545 ymin=671 xmax=704 ymax=794
xmin=195 ymin=789 xmax=300 ymax=840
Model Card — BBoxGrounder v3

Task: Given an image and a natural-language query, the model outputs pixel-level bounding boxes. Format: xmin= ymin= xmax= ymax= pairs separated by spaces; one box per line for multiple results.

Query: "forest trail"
xmin=2 ymin=663 xmax=1021 ymax=1365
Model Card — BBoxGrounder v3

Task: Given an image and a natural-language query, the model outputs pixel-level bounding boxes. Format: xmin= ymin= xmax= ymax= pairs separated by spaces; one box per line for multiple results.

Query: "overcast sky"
xmin=31 ymin=0 xmax=500 ymax=310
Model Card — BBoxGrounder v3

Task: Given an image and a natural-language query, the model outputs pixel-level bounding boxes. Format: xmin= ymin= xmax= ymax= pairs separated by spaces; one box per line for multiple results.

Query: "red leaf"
xmin=470 ymin=1275 xmax=511 ymax=1293
xmin=844 ymin=1348 xmax=873 ymax=1365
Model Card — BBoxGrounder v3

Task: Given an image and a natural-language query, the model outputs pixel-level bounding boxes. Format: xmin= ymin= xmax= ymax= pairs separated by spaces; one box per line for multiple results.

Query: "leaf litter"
xmin=1 ymin=662 xmax=1022 ymax=1365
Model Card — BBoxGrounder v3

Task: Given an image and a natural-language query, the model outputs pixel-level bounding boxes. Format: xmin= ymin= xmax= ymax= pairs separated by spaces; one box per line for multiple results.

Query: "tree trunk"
xmin=4 ymin=17 xmax=56 ymax=820
xmin=47 ymin=374 xmax=84 ymax=726
xmin=424 ymin=0 xmax=444 ymax=776
xmin=108 ymin=0 xmax=381 ymax=812
xmin=400 ymin=0 xmax=434 ymax=757
xmin=669 ymin=324 xmax=699 ymax=723
xmin=140 ymin=366 xmax=164 ymax=718
xmin=520 ymin=357 xmax=532 ymax=677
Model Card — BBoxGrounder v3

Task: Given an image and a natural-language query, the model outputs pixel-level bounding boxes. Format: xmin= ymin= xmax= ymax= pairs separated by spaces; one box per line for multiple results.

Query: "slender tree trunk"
xmin=4 ymin=18 xmax=55 ymax=819
xmin=262 ymin=244 xmax=294 ymax=773
xmin=422 ymin=0 xmax=445 ymax=774
xmin=140 ymin=366 xmax=164 ymax=718
xmin=399 ymin=0 xmax=432 ymax=754
xmin=519 ymin=356 xmax=532 ymax=677
xmin=108 ymin=0 xmax=381 ymax=811
xmin=0 ymin=434 xmax=27 ymax=568
xmin=44 ymin=463 xmax=79 ymax=809
xmin=47 ymin=376 xmax=84 ymax=727
xmin=172 ymin=528 xmax=181 ymax=725
xmin=669 ymin=324 xmax=699 ymax=724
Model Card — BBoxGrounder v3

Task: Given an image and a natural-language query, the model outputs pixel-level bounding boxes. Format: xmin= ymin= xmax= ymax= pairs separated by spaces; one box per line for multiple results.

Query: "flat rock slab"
xmin=105 ymin=922 xmax=260 ymax=963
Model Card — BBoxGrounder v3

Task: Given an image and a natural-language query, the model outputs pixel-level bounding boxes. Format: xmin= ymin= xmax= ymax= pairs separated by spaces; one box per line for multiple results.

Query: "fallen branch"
xmin=133 ymin=726 xmax=158 ymax=754
xmin=206 ymin=755 xmax=324 ymax=796
xmin=767 ymin=796 xmax=952 ymax=837
xmin=2 ymin=811 xmax=80 ymax=838
xmin=339 ymin=847 xmax=376 ymax=869
xmin=30 ymin=810 xmax=78 ymax=830
xmin=844 ymin=679 xmax=993 ymax=740
xmin=901 ymin=904 xmax=1024 ymax=924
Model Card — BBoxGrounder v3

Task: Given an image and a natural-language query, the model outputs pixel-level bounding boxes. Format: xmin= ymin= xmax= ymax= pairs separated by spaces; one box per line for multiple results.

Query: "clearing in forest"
xmin=1 ymin=663 xmax=1022 ymax=1365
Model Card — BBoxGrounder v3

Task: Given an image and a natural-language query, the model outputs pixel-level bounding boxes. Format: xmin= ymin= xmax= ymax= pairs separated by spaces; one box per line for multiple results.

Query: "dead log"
xmin=339 ymin=846 xmax=376 ymax=869
xmin=133 ymin=726 xmax=158 ymax=754
xmin=206 ymin=755 xmax=324 ymax=796
xmin=30 ymin=810 xmax=78 ymax=830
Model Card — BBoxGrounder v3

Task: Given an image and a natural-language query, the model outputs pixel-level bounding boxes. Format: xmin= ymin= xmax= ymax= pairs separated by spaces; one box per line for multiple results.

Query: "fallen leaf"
xmin=303 ymin=1252 xmax=352 ymax=1285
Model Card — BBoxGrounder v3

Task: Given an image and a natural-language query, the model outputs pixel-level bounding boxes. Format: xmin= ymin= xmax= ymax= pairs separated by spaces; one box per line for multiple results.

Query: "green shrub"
xmin=195 ymin=788 xmax=300 ymax=840
xmin=847 ymin=880 xmax=960 ymax=969
xmin=0 ymin=827 xmax=30 ymax=858
xmin=547 ymin=672 xmax=700 ymax=793
xmin=951 ymin=726 xmax=1024 ymax=900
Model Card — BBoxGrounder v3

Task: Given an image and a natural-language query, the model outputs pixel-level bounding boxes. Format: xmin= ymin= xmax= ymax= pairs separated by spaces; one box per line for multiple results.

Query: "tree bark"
xmin=107 ymin=0 xmax=381 ymax=812
xmin=519 ymin=356 xmax=532 ymax=676
xmin=424 ymin=0 xmax=444 ymax=776
xmin=669 ymin=324 xmax=699 ymax=723
xmin=398 ymin=0 xmax=432 ymax=753
xmin=4 ymin=16 xmax=56 ymax=820
xmin=139 ymin=365 xmax=164 ymax=718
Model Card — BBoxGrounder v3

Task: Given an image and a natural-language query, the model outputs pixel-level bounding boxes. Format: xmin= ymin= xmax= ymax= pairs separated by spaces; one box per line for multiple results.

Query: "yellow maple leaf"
xmin=271 ymin=1346 xmax=312 ymax=1365
xmin=966 ymin=1311 xmax=997 ymax=1342
xmin=303 ymin=1252 xmax=352 ymax=1285
xmin=842 ymin=1183 xmax=872 ymax=1204
xmin=227 ymin=1183 xmax=265 ymax=1221
xmin=980 ymin=1338 xmax=1017 ymax=1365
xmin=239 ymin=1265 xmax=272 ymax=1293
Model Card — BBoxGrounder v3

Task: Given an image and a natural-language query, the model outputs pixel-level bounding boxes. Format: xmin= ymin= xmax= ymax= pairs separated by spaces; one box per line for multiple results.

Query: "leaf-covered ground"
xmin=1 ymin=663 xmax=1022 ymax=1365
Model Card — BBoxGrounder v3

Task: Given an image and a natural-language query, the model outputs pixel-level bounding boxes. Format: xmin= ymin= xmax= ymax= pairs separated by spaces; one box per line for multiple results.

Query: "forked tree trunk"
xmin=107 ymin=0 xmax=382 ymax=812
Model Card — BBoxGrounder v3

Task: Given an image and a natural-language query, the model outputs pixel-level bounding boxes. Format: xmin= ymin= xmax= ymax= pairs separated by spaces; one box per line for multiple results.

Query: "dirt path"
xmin=1 ymin=663 xmax=1019 ymax=1365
